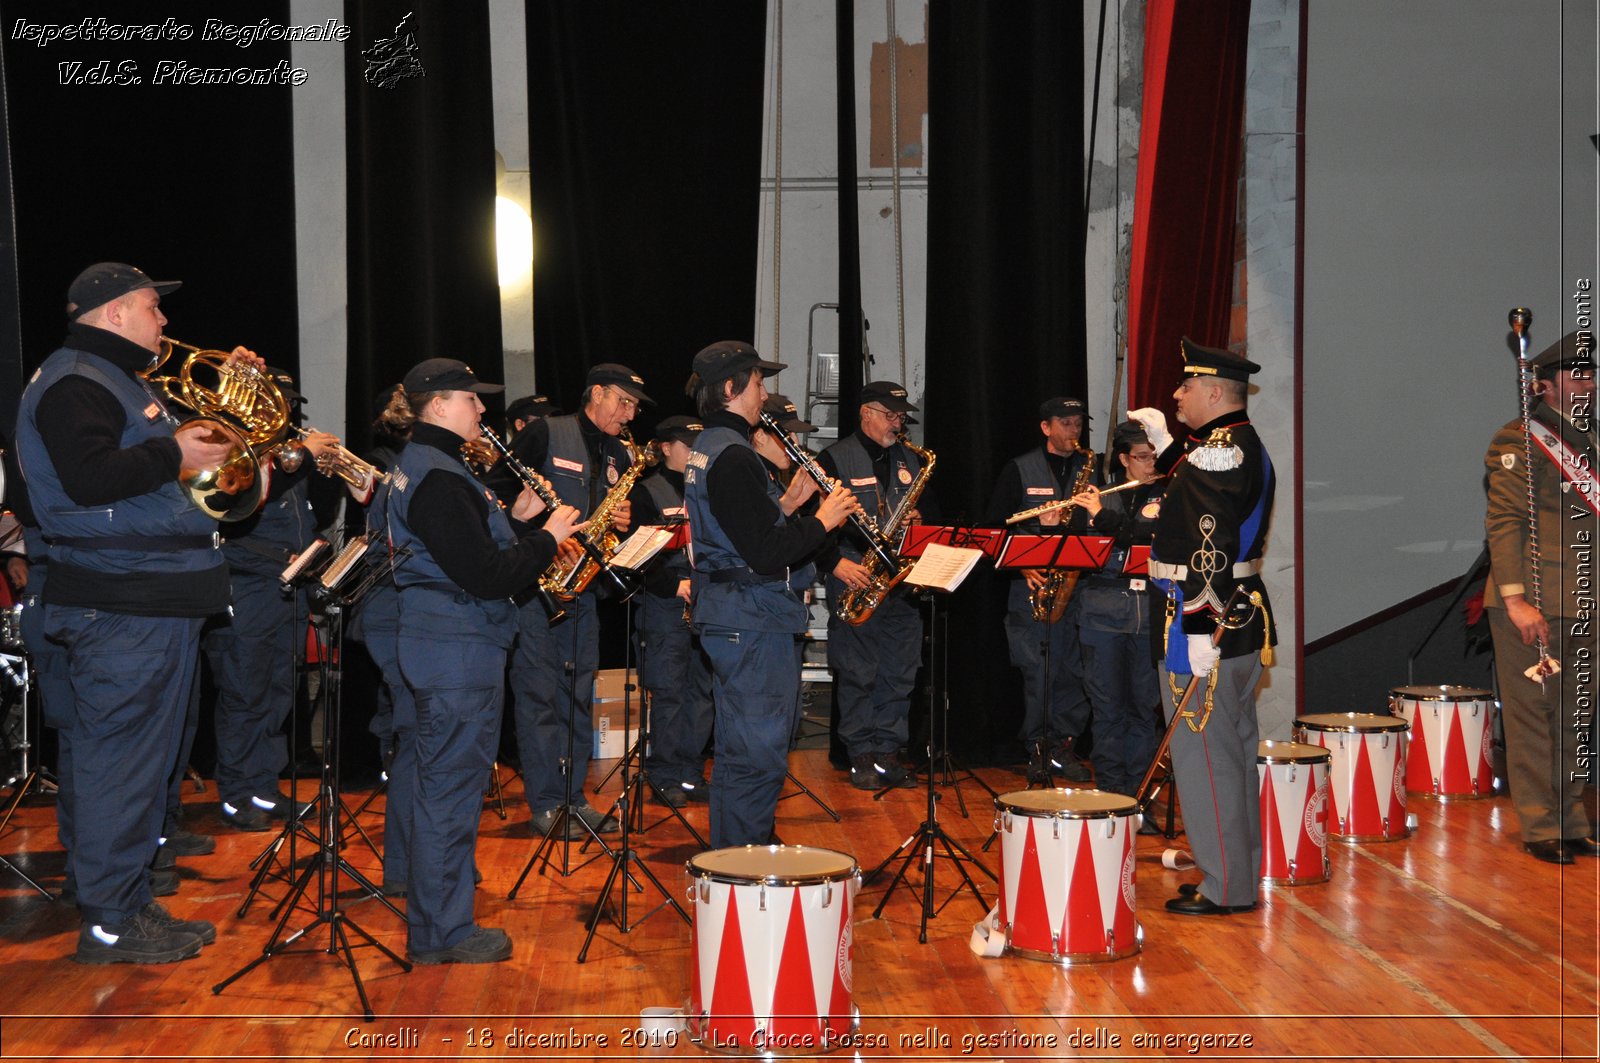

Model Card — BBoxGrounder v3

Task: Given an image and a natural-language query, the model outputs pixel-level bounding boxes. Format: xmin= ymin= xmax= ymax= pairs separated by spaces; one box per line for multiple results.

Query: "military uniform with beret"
xmin=1482 ymin=329 xmax=1598 ymax=862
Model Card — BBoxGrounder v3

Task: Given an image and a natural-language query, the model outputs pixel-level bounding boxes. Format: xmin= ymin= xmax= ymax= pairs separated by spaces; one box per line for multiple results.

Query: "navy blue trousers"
xmin=509 ymin=592 xmax=598 ymax=812
xmin=827 ymin=591 xmax=921 ymax=760
xmin=204 ymin=573 xmax=302 ymax=806
xmin=1003 ymin=581 xmax=1090 ymax=745
xmin=635 ymin=593 xmax=712 ymax=789
xmin=702 ymin=627 xmax=801 ymax=848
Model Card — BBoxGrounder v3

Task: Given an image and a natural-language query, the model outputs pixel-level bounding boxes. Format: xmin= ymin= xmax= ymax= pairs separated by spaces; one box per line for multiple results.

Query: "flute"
xmin=1004 ymin=474 xmax=1165 ymax=525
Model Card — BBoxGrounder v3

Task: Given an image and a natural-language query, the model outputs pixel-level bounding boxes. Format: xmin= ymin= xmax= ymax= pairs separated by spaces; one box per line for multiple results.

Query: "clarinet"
xmin=757 ymin=411 xmax=899 ymax=571
xmin=469 ymin=422 xmax=572 ymax=624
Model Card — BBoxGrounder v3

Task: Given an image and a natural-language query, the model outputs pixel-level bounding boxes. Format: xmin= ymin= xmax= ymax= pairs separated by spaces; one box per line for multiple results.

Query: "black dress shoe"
xmin=1524 ymin=839 xmax=1575 ymax=865
xmin=1566 ymin=836 xmax=1600 ymax=857
xmin=1165 ymin=892 xmax=1255 ymax=916
xmin=1177 ymin=882 xmax=1199 ymax=897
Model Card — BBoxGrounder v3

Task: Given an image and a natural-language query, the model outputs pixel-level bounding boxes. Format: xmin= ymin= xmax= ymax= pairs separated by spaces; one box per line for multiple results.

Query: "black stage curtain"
xmin=344 ymin=0 xmax=502 ymax=451
xmin=0 ymin=0 xmax=299 ymax=388
xmin=926 ymin=1 xmax=1086 ymax=762
xmin=523 ymin=1 xmax=767 ymax=429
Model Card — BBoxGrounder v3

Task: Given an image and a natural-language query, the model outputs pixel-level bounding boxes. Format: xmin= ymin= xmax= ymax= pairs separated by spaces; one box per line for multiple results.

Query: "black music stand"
xmin=866 ymin=541 xmax=997 ymax=942
xmin=0 ymin=636 xmax=52 ymax=899
xmin=994 ymin=532 xmax=1113 ymax=789
xmin=215 ymin=544 xmax=410 ymax=1022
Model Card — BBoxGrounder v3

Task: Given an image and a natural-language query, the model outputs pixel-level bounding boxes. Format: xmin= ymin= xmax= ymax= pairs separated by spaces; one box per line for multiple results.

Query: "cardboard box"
xmin=593 ymin=668 xmax=634 ymax=702
xmin=592 ymin=699 xmax=641 ymax=760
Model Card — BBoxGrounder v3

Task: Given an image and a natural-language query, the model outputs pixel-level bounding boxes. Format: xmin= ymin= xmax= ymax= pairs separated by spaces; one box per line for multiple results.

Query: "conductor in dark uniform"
xmin=683 ymin=342 xmax=856 ymax=847
xmin=1136 ymin=338 xmax=1275 ymax=916
xmin=386 ymin=357 xmax=580 ymax=963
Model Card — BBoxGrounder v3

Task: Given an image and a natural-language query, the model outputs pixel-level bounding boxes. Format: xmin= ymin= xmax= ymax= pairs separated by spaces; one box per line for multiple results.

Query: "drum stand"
xmin=0 ymin=647 xmax=52 ymax=898
xmin=215 ymin=576 xmax=408 ymax=1022
xmin=866 ymin=589 xmax=995 ymax=942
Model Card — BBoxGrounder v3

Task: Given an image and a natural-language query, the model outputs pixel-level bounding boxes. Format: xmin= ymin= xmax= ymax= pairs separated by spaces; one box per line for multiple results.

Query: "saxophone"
xmin=1029 ymin=446 xmax=1094 ymax=623
xmin=835 ymin=435 xmax=936 ymax=626
xmin=539 ymin=431 xmax=659 ymax=602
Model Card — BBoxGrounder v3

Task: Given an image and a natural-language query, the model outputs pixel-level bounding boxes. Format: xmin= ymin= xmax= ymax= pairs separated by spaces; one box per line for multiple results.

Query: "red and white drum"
xmin=1389 ymin=685 xmax=1497 ymax=800
xmin=1256 ymin=741 xmax=1331 ymax=885
xmin=686 ymin=845 xmax=858 ymax=1053
xmin=1295 ymin=713 xmax=1410 ymax=842
xmin=993 ymin=789 xmax=1140 ymax=964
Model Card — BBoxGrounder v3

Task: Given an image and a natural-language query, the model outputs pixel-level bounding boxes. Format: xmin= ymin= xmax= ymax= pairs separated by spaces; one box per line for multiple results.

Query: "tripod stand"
xmin=214 ymin=573 xmax=408 ymax=1022
xmin=0 ymin=636 xmax=52 ymax=898
xmin=867 ymin=585 xmax=996 ymax=942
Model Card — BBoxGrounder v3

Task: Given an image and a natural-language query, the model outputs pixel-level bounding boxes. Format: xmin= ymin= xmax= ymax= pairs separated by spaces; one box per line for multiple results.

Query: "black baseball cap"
xmin=1040 ymin=397 xmax=1089 ymax=422
xmin=586 ymin=363 xmax=653 ymax=404
xmin=692 ymin=340 xmax=786 ymax=386
xmin=859 ymin=380 xmax=918 ymax=413
xmin=402 ymin=358 xmax=505 ymax=394
xmin=265 ymin=366 xmax=304 ymax=404
xmin=761 ymin=393 xmax=817 ymax=433
xmin=67 ymin=262 xmax=181 ymax=319
xmin=1179 ymin=337 xmax=1261 ymax=382
xmin=653 ymin=414 xmax=705 ymax=445
xmin=1530 ymin=330 xmax=1596 ymax=378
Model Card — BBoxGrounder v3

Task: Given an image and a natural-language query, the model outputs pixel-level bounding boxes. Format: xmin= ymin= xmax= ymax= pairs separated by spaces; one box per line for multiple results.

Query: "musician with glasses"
xmin=819 ymin=382 xmax=931 ymax=791
xmin=14 ymin=262 xmax=257 ymax=963
xmin=983 ymin=397 xmax=1098 ymax=785
xmin=683 ymin=342 xmax=856 ymax=846
xmin=507 ymin=363 xmax=652 ymax=839
xmin=1068 ymin=421 xmax=1166 ymax=803
xmin=386 ymin=357 xmax=580 ymax=963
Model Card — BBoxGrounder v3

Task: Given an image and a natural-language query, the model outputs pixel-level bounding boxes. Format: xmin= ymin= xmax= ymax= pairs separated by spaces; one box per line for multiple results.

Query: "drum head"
xmin=1296 ymin=712 xmax=1408 ymax=734
xmin=997 ymin=788 xmax=1137 ymax=818
xmin=1390 ymin=684 xmax=1493 ymax=701
xmin=1257 ymin=740 xmax=1330 ymax=764
xmin=687 ymin=844 xmax=857 ymax=886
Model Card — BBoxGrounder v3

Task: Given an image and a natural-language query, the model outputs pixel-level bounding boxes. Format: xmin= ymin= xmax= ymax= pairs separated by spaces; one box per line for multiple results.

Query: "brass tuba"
xmin=835 ymin=435 xmax=936 ymax=626
xmin=144 ymin=338 xmax=292 ymax=521
xmin=1029 ymin=446 xmax=1095 ymax=623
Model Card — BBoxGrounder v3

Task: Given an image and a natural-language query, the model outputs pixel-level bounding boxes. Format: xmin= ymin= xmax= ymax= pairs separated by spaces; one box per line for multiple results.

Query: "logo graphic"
xmin=363 ymin=11 xmax=424 ymax=88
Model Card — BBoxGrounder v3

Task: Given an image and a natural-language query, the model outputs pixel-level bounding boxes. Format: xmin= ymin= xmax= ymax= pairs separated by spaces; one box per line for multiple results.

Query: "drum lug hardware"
xmin=1288 ymin=764 xmax=1298 ymax=783
xmin=1102 ymin=819 xmax=1115 ymax=839
xmin=1049 ymin=932 xmax=1060 ymax=959
xmin=822 ymin=882 xmax=833 ymax=908
xmin=758 ymin=883 xmax=767 ymax=912
xmin=1051 ymin=818 xmax=1061 ymax=840
xmin=1105 ymin=929 xmax=1116 ymax=954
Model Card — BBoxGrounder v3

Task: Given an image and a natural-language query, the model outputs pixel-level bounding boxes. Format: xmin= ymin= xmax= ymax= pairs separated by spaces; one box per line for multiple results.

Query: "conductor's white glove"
xmin=1186 ymin=633 xmax=1220 ymax=678
xmin=1126 ymin=407 xmax=1173 ymax=454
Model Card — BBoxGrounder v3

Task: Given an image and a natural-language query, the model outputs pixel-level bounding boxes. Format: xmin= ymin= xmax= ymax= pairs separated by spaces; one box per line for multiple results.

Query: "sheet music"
xmin=320 ymin=534 xmax=371 ymax=590
xmin=903 ymin=543 xmax=984 ymax=592
xmin=609 ymin=526 xmax=674 ymax=571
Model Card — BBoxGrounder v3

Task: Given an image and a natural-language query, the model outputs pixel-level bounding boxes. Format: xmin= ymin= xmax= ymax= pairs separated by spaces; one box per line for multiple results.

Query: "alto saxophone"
xmin=835 ymin=435 xmax=936 ymax=626
xmin=1030 ymin=446 xmax=1094 ymax=623
xmin=538 ymin=431 xmax=659 ymax=602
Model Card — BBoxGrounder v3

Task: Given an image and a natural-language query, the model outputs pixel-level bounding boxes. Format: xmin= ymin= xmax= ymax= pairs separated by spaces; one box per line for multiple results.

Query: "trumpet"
xmin=1004 ymin=474 xmax=1162 ymax=525
xmin=274 ymin=426 xmax=388 ymax=495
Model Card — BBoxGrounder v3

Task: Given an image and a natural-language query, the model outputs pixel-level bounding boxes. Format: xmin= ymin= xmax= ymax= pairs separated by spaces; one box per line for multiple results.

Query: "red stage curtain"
xmin=1124 ymin=0 xmax=1252 ymax=417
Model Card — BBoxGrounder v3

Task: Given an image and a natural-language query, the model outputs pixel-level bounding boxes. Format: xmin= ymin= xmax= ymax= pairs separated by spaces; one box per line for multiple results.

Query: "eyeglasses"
xmin=1126 ymin=451 xmax=1157 ymax=462
xmin=865 ymin=405 xmax=905 ymax=422
xmin=607 ymin=387 xmax=639 ymax=412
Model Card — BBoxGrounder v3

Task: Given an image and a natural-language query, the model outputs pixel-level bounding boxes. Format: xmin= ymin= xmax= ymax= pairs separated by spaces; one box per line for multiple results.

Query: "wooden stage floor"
xmin=0 ymin=749 xmax=1595 ymax=1061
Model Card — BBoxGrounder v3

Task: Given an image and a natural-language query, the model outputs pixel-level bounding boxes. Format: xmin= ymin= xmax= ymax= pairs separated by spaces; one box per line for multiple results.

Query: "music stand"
xmin=866 ymin=542 xmax=997 ymax=942
xmin=215 ymin=541 xmax=410 ymax=1022
xmin=0 ymin=640 xmax=51 ymax=899
xmin=994 ymin=532 xmax=1113 ymax=788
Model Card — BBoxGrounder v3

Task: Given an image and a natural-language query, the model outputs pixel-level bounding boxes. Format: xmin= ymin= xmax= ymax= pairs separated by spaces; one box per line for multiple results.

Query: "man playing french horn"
xmin=984 ymin=396 xmax=1098 ymax=785
xmin=14 ymin=263 xmax=262 ymax=963
xmin=507 ymin=362 xmax=652 ymax=839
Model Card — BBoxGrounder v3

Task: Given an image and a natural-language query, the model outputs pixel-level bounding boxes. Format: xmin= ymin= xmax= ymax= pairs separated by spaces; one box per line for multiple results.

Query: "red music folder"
xmin=996 ymin=534 xmax=1114 ymax=571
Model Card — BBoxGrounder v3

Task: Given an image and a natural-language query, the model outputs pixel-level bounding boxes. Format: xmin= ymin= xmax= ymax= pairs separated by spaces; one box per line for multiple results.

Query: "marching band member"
xmin=15 ymin=263 xmax=249 ymax=962
xmin=819 ymin=382 xmax=930 ymax=791
xmin=1069 ymin=420 xmax=1166 ymax=803
xmin=983 ymin=397 xmax=1097 ymax=784
xmin=386 ymin=357 xmax=580 ymax=963
xmin=1138 ymin=338 xmax=1275 ymax=916
xmin=508 ymin=364 xmax=651 ymax=838
xmin=1482 ymin=330 xmax=1599 ymax=864
xmin=627 ymin=415 xmax=713 ymax=807
xmin=683 ymin=342 xmax=855 ymax=846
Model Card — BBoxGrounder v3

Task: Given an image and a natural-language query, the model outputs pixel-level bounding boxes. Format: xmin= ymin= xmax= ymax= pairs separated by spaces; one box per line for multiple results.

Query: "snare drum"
xmin=686 ymin=845 xmax=859 ymax=1053
xmin=1295 ymin=713 xmax=1410 ymax=842
xmin=1389 ymin=685 xmax=1497 ymax=799
xmin=993 ymin=789 xmax=1140 ymax=964
xmin=1257 ymin=741 xmax=1331 ymax=885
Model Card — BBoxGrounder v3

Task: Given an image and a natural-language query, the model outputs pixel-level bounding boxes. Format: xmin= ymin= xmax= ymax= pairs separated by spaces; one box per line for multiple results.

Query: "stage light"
xmin=496 ymin=195 xmax=533 ymax=287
